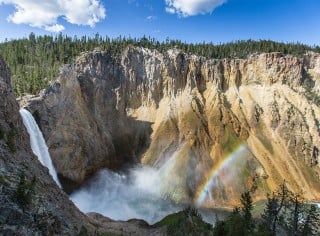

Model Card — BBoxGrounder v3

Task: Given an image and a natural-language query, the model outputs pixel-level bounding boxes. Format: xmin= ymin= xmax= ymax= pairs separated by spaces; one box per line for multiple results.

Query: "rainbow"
xmin=194 ymin=144 xmax=247 ymax=207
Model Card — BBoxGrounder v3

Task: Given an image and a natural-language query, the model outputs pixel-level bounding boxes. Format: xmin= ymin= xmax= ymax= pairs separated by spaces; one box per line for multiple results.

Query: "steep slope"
xmin=0 ymin=57 xmax=166 ymax=235
xmin=23 ymin=48 xmax=320 ymax=206
xmin=0 ymin=57 xmax=91 ymax=234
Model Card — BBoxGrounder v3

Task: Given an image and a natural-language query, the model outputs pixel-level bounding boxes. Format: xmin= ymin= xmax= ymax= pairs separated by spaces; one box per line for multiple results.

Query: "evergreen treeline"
xmin=212 ymin=184 xmax=320 ymax=236
xmin=0 ymin=33 xmax=319 ymax=96
xmin=164 ymin=183 xmax=319 ymax=236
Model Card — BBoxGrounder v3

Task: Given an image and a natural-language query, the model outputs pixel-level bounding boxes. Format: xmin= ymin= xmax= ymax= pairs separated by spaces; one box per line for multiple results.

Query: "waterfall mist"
xmin=70 ymin=166 xmax=182 ymax=224
xmin=19 ymin=108 xmax=61 ymax=187
xmin=70 ymin=149 xmax=228 ymax=225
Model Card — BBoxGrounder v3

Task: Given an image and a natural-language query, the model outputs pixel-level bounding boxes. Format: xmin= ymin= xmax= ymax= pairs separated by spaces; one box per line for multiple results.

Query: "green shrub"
xmin=0 ymin=127 xmax=4 ymax=140
xmin=14 ymin=172 xmax=36 ymax=208
xmin=157 ymin=207 xmax=213 ymax=236
xmin=0 ymin=175 xmax=7 ymax=185
xmin=96 ymin=233 xmax=118 ymax=236
xmin=6 ymin=128 xmax=16 ymax=153
xmin=78 ymin=225 xmax=88 ymax=236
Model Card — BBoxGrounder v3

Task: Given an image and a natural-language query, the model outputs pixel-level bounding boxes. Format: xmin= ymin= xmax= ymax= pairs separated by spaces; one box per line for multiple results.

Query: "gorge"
xmin=1 ymin=44 xmax=320 ymax=234
xmin=0 ymin=56 xmax=169 ymax=235
xmin=21 ymin=47 xmax=320 ymax=208
xmin=19 ymin=107 xmax=180 ymax=224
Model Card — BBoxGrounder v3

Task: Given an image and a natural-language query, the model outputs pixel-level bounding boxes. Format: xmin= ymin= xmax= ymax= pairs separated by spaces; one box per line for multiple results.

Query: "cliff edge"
xmin=23 ymin=47 xmax=320 ymax=206
xmin=1 ymin=57 xmax=165 ymax=235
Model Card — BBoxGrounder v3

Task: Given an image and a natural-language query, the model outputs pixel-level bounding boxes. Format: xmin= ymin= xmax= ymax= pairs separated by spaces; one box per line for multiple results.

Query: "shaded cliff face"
xmin=24 ymin=48 xmax=320 ymax=206
xmin=0 ymin=57 xmax=92 ymax=235
xmin=1 ymin=57 xmax=167 ymax=236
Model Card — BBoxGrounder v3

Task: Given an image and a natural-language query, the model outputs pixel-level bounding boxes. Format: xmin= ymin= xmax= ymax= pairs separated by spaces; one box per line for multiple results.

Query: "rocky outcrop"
xmin=0 ymin=56 xmax=89 ymax=234
xmin=0 ymin=57 xmax=165 ymax=235
xmin=23 ymin=48 xmax=320 ymax=206
xmin=22 ymin=55 xmax=153 ymax=192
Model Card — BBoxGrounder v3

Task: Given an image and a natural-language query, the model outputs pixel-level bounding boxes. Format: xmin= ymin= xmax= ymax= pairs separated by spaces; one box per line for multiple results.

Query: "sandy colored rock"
xmin=1 ymin=57 xmax=168 ymax=235
xmin=23 ymin=48 xmax=320 ymax=206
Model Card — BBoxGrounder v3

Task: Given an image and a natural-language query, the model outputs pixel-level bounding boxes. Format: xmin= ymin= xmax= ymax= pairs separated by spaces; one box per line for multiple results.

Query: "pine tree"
xmin=0 ymin=33 xmax=319 ymax=96
xmin=300 ymin=204 xmax=320 ymax=236
xmin=241 ymin=191 xmax=254 ymax=233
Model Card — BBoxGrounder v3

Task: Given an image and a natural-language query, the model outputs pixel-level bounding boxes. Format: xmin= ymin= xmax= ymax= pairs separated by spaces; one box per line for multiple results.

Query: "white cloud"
xmin=165 ymin=0 xmax=227 ymax=17
xmin=146 ymin=15 xmax=157 ymax=21
xmin=165 ymin=7 xmax=176 ymax=14
xmin=45 ymin=24 xmax=65 ymax=33
xmin=0 ymin=0 xmax=106 ymax=32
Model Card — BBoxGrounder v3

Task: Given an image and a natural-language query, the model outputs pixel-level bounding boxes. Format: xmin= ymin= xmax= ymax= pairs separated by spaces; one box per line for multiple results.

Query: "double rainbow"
xmin=194 ymin=144 xmax=247 ymax=207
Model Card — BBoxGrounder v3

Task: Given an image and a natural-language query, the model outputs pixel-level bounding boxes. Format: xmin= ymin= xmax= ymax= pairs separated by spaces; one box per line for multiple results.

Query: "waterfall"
xmin=19 ymin=108 xmax=61 ymax=187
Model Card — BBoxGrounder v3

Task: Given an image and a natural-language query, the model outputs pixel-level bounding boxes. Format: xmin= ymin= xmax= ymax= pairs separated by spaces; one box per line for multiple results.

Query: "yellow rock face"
xmin=24 ymin=48 xmax=320 ymax=205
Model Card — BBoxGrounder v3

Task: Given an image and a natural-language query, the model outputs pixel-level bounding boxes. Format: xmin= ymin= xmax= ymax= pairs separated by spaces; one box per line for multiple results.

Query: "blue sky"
xmin=0 ymin=0 xmax=319 ymax=45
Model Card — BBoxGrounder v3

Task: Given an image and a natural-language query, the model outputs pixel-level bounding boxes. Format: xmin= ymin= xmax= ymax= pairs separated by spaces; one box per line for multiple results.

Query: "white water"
xmin=19 ymin=108 xmax=61 ymax=187
xmin=70 ymin=166 xmax=182 ymax=224
xmin=70 ymin=150 xmax=223 ymax=224
xmin=71 ymin=151 xmax=185 ymax=224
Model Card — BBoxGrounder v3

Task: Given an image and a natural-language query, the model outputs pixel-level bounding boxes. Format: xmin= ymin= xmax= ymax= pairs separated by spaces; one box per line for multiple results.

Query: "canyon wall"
xmin=0 ymin=56 xmax=91 ymax=234
xmin=0 ymin=57 xmax=164 ymax=235
xmin=23 ymin=47 xmax=320 ymax=206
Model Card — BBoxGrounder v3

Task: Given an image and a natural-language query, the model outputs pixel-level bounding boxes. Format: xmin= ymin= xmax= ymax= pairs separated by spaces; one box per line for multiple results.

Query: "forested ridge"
xmin=0 ymin=33 xmax=319 ymax=96
xmin=158 ymin=184 xmax=320 ymax=236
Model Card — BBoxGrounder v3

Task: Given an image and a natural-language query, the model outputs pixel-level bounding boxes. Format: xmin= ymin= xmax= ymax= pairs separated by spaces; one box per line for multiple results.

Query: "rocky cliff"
xmin=0 ymin=56 xmax=92 ymax=234
xmin=0 ymin=57 xmax=165 ymax=235
xmin=23 ymin=47 xmax=320 ymax=206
